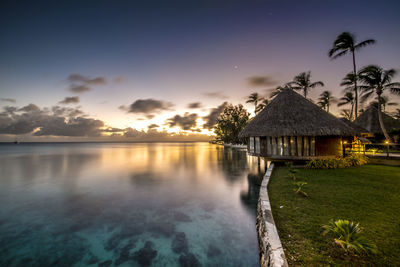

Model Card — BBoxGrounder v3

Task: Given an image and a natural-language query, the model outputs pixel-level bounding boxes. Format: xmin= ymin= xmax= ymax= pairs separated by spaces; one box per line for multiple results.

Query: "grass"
xmin=268 ymin=164 xmax=400 ymax=266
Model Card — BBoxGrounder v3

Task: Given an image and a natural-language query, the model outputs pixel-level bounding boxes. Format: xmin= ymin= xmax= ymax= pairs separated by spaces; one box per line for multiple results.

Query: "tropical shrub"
xmin=293 ymin=181 xmax=308 ymax=197
xmin=322 ymin=219 xmax=377 ymax=255
xmin=344 ymin=154 xmax=369 ymax=166
xmin=306 ymin=154 xmax=368 ymax=169
xmin=285 ymin=161 xmax=297 ymax=179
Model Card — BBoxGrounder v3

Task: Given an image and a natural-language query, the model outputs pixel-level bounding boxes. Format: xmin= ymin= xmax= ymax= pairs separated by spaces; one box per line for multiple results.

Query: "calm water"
xmin=0 ymin=142 xmax=265 ymax=267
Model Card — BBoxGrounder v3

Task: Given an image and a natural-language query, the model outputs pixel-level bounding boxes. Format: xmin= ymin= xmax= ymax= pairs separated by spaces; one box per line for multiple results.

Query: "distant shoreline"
xmin=0 ymin=141 xmax=211 ymax=144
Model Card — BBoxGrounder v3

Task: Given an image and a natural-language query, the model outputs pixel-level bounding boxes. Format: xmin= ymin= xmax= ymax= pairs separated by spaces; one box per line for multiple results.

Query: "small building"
xmin=339 ymin=118 xmax=371 ymax=153
xmin=354 ymin=106 xmax=400 ymax=141
xmin=239 ymin=89 xmax=359 ymax=160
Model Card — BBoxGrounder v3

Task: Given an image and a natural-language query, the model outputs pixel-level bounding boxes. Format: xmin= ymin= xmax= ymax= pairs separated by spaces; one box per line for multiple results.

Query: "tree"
xmin=379 ymin=95 xmax=398 ymax=113
xmin=340 ymin=109 xmax=352 ymax=120
xmin=358 ymin=65 xmax=400 ymax=140
xmin=289 ymin=71 xmax=324 ymax=99
xmin=214 ymin=104 xmax=250 ymax=144
xmin=269 ymin=84 xmax=292 ymax=98
xmin=393 ymin=109 xmax=400 ymax=120
xmin=340 ymin=72 xmax=364 ymax=120
xmin=329 ymin=32 xmax=376 ymax=119
xmin=338 ymin=92 xmax=355 ymax=120
xmin=318 ymin=90 xmax=337 ymax=112
xmin=255 ymin=98 xmax=269 ymax=113
xmin=322 ymin=219 xmax=377 ymax=255
xmin=246 ymin=93 xmax=261 ymax=114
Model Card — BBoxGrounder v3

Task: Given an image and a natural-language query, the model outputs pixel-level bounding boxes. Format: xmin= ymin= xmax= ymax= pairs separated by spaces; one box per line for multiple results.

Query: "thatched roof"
xmin=354 ymin=106 xmax=400 ymax=135
xmin=239 ymin=89 xmax=359 ymax=137
xmin=339 ymin=118 xmax=369 ymax=133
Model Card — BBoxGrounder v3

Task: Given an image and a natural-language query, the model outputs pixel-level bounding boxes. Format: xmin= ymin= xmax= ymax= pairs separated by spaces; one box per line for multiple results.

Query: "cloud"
xmin=0 ymin=98 xmax=16 ymax=103
xmin=59 ymin=96 xmax=80 ymax=104
xmin=247 ymin=75 xmax=278 ymax=87
xmin=0 ymin=104 xmax=210 ymax=142
xmin=187 ymin=102 xmax=202 ymax=109
xmin=103 ymin=127 xmax=125 ymax=133
xmin=67 ymin=74 xmax=106 ymax=85
xmin=51 ymin=106 xmax=85 ymax=117
xmin=34 ymin=117 xmax=104 ymax=137
xmin=18 ymin=104 xmax=40 ymax=112
xmin=121 ymin=127 xmax=209 ymax=141
xmin=203 ymin=91 xmax=228 ymax=99
xmin=167 ymin=113 xmax=198 ymax=130
xmin=67 ymin=73 xmax=107 ymax=93
xmin=70 ymin=85 xmax=91 ymax=93
xmin=0 ymin=104 xmax=103 ymax=136
xmin=113 ymin=76 xmax=124 ymax=83
xmin=148 ymin=124 xmax=159 ymax=129
xmin=121 ymin=99 xmax=174 ymax=116
xmin=203 ymin=102 xmax=228 ymax=129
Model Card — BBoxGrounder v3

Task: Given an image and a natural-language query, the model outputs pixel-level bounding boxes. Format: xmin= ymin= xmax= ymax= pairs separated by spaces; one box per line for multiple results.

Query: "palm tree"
xmin=246 ymin=93 xmax=261 ymax=114
xmin=289 ymin=71 xmax=324 ymax=99
xmin=358 ymin=65 xmax=400 ymax=140
xmin=322 ymin=219 xmax=377 ymax=255
xmin=329 ymin=32 xmax=376 ymax=119
xmin=380 ymin=95 xmax=398 ymax=113
xmin=337 ymin=92 xmax=355 ymax=120
xmin=255 ymin=98 xmax=269 ymax=113
xmin=340 ymin=109 xmax=352 ymax=120
xmin=393 ymin=109 xmax=400 ymax=120
xmin=269 ymin=84 xmax=292 ymax=98
xmin=318 ymin=90 xmax=336 ymax=112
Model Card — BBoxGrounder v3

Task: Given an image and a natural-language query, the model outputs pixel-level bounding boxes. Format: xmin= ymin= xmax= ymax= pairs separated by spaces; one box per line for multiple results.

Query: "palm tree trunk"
xmin=377 ymin=94 xmax=391 ymax=141
xmin=350 ymin=102 xmax=354 ymax=121
xmin=352 ymin=51 xmax=358 ymax=120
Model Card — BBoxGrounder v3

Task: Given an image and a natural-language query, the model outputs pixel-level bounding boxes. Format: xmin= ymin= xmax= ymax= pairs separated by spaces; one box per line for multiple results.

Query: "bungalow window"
xmin=249 ymin=137 xmax=255 ymax=153
xmin=297 ymin=136 xmax=302 ymax=156
xmin=266 ymin=137 xmax=272 ymax=155
xmin=290 ymin=136 xmax=296 ymax=156
xmin=283 ymin=136 xmax=289 ymax=156
xmin=271 ymin=137 xmax=277 ymax=155
xmin=255 ymin=137 xmax=260 ymax=154
xmin=310 ymin=137 xmax=316 ymax=156
xmin=303 ymin=137 xmax=310 ymax=156
xmin=277 ymin=137 xmax=283 ymax=156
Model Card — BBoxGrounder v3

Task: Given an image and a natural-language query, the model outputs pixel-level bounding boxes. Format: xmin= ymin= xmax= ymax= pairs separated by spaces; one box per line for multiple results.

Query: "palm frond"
xmin=360 ymin=90 xmax=374 ymax=103
xmin=354 ymin=39 xmax=376 ymax=50
xmin=310 ymin=81 xmax=324 ymax=88
xmin=331 ymin=49 xmax=348 ymax=59
xmin=390 ymin=87 xmax=400 ymax=95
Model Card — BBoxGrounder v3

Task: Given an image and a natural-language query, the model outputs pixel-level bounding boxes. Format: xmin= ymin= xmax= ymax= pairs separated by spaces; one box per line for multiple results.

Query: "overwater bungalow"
xmin=239 ymin=89 xmax=360 ymax=160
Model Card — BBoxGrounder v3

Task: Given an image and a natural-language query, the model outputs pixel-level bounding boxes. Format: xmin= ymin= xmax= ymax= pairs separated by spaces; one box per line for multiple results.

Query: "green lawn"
xmin=268 ymin=164 xmax=400 ymax=266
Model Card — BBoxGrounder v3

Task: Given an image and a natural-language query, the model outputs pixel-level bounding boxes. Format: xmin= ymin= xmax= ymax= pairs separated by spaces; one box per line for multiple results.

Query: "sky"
xmin=1 ymin=0 xmax=400 ymax=141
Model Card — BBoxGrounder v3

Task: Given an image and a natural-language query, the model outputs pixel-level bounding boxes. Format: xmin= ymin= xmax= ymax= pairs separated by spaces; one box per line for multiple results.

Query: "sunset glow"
xmin=1 ymin=0 xmax=399 ymax=141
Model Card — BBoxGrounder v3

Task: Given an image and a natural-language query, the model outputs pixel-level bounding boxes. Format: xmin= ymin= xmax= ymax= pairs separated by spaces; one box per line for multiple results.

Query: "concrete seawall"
xmin=256 ymin=163 xmax=288 ymax=267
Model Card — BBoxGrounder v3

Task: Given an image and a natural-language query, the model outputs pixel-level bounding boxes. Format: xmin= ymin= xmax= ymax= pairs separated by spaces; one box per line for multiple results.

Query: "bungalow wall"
xmin=315 ymin=136 xmax=342 ymax=156
xmin=248 ymin=136 xmax=343 ymax=158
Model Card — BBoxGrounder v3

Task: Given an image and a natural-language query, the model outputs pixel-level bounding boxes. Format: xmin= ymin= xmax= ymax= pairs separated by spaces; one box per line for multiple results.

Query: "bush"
xmin=344 ymin=154 xmax=369 ymax=167
xmin=322 ymin=219 xmax=377 ymax=255
xmin=306 ymin=154 xmax=368 ymax=169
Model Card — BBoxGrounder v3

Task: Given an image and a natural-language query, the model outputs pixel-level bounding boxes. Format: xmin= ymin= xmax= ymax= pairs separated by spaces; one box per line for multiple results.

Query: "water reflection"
xmin=0 ymin=143 xmax=263 ymax=267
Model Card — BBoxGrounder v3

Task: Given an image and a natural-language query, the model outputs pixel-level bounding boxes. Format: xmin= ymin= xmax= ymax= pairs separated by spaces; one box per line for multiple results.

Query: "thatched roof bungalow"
xmin=354 ymin=106 xmax=400 ymax=137
xmin=239 ymin=89 xmax=360 ymax=159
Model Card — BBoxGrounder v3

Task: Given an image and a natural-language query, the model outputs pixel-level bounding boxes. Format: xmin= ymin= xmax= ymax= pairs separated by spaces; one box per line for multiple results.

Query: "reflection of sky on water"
xmin=0 ymin=143 xmax=264 ymax=266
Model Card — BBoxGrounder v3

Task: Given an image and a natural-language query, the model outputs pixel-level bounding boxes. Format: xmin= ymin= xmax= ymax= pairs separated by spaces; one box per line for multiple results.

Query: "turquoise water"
xmin=0 ymin=142 xmax=265 ymax=267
